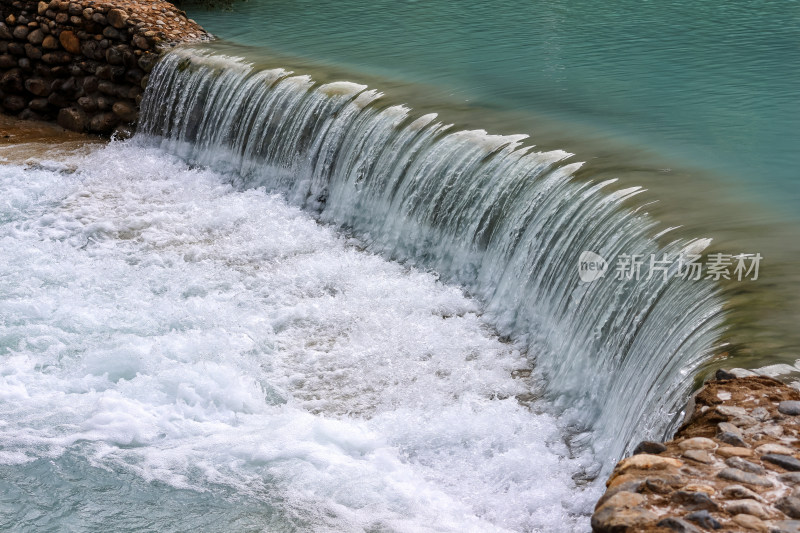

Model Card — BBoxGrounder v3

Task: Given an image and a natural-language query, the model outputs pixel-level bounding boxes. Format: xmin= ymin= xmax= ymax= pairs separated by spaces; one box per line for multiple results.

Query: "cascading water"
xmin=138 ymin=47 xmax=725 ymax=469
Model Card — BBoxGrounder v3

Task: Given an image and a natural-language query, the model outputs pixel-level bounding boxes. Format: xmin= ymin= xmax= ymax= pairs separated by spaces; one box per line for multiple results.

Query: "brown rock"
xmin=725 ymin=456 xmax=765 ymax=474
xmin=12 ymin=25 xmax=29 ymax=40
xmin=27 ymin=28 xmax=44 ymax=45
xmin=131 ymin=34 xmax=150 ymax=51
xmin=756 ymin=443 xmax=796 ymax=455
xmin=722 ymin=484 xmax=763 ymax=501
xmin=28 ymin=97 xmax=49 ymax=111
xmin=58 ymin=30 xmax=80 ymax=54
xmin=112 ymin=100 xmax=136 ymax=122
xmin=0 ymin=23 xmax=11 ymax=40
xmin=670 ymin=490 xmax=719 ymax=511
xmin=2 ymin=95 xmax=27 ymax=113
xmin=683 ymin=449 xmax=714 ymax=464
xmin=137 ymin=52 xmax=158 ymax=72
xmin=0 ymin=54 xmax=15 ymax=69
xmin=57 ymin=107 xmax=87 ymax=132
xmin=725 ymin=499 xmax=773 ymax=519
xmin=107 ymin=8 xmax=129 ymax=29
xmin=615 ymin=454 xmax=683 ymax=474
xmin=42 ymin=35 xmax=58 ymax=49
xmin=24 ymin=78 xmax=49 ymax=97
xmin=679 ymin=437 xmax=717 ymax=451
xmin=592 ymin=492 xmax=656 ymax=533
xmin=717 ymin=446 xmax=754 ymax=458
xmin=38 ymin=1 xmax=48 ymax=15
xmin=24 ymin=44 xmax=42 ymax=61
xmin=777 ymin=496 xmax=800 ymax=519
xmin=731 ymin=513 xmax=769 ymax=531
xmin=0 ymin=69 xmax=24 ymax=93
xmin=717 ymin=468 xmax=774 ymax=487
xmin=88 ymin=111 xmax=118 ymax=133
xmin=683 ymin=483 xmax=715 ymax=495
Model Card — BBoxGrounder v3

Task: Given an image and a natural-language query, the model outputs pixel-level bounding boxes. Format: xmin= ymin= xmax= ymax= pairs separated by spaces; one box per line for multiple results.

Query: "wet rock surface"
xmin=594 ymin=376 xmax=800 ymax=532
xmin=0 ymin=0 xmax=208 ymax=133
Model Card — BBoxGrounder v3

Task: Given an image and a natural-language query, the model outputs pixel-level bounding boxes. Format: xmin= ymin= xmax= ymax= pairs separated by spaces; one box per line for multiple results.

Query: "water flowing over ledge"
xmin=136 ymin=47 xmax=727 ymax=469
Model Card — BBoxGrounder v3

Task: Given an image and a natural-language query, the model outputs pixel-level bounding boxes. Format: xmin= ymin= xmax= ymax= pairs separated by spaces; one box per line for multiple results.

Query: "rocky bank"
xmin=0 ymin=0 xmax=207 ymax=134
xmin=594 ymin=374 xmax=800 ymax=533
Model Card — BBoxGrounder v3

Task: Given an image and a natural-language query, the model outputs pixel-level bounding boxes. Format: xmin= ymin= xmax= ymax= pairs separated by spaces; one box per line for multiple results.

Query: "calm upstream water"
xmin=2 ymin=1 xmax=799 ymax=532
xmin=185 ymin=0 xmax=800 ymax=213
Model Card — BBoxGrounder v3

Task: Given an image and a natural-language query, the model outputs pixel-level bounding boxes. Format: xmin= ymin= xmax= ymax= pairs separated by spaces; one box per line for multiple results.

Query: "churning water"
xmin=3 ymin=2 xmax=797 ymax=529
xmin=0 ymin=142 xmax=599 ymax=531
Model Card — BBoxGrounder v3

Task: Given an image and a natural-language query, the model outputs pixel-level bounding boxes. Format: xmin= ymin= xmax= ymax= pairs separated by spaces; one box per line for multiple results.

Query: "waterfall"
xmin=137 ymin=47 xmax=725 ymax=470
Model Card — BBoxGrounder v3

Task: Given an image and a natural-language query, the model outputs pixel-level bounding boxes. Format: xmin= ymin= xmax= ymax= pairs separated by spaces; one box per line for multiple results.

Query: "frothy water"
xmin=139 ymin=48 xmax=725 ymax=468
xmin=0 ymin=143 xmax=598 ymax=531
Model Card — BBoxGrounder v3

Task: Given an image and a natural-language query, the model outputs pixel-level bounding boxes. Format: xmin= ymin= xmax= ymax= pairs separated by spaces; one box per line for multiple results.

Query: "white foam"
xmin=0 ymin=141 xmax=598 ymax=531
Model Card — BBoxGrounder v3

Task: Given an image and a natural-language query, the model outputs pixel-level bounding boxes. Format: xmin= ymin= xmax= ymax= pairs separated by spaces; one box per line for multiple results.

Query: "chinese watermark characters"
xmin=578 ymin=251 xmax=762 ymax=283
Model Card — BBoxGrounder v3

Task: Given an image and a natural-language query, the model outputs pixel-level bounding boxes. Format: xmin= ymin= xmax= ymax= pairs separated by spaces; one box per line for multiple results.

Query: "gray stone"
xmin=751 ymin=407 xmax=770 ymax=421
xmin=656 ymin=516 xmax=702 ymax=533
xmin=763 ymin=453 xmax=800 ymax=472
xmin=715 ymin=368 xmax=737 ymax=380
xmin=717 ymin=404 xmax=748 ymax=417
xmin=722 ymin=484 xmax=763 ymax=501
xmin=724 ymin=498 xmax=771 ymax=519
xmin=756 ymin=443 xmax=796 ymax=455
xmin=719 ymin=422 xmax=742 ymax=435
xmin=12 ymin=25 xmax=29 ymax=40
xmin=103 ymin=26 xmax=120 ymax=40
xmin=670 ymin=491 xmax=719 ymax=511
xmin=778 ymin=496 xmax=800 ymax=519
xmin=779 ymin=401 xmax=800 ymax=416
xmin=773 ymin=520 xmax=800 ymax=533
xmin=725 ymin=456 xmax=765 ymax=474
xmin=634 ymin=441 xmax=668 ymax=455
xmin=781 ymin=473 xmax=800 ymax=485
xmin=685 ymin=509 xmax=721 ymax=530
xmin=717 ymin=468 xmax=773 ymax=487
xmin=0 ymin=22 xmax=12 ymax=39
xmin=718 ymin=431 xmax=748 ymax=447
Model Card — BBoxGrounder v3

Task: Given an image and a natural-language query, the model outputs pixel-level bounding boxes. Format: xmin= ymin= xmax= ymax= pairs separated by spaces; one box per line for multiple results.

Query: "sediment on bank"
xmin=0 ymin=0 xmax=208 ymax=134
xmin=593 ymin=374 xmax=800 ymax=533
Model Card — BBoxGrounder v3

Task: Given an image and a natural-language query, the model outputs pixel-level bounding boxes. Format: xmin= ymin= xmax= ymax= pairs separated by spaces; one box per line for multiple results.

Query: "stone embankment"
xmin=0 ymin=0 xmax=207 ymax=134
xmin=594 ymin=374 xmax=800 ymax=532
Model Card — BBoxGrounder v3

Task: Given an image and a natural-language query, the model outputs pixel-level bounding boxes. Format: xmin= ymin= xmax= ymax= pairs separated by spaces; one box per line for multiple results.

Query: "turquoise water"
xmin=186 ymin=0 xmax=800 ymax=213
